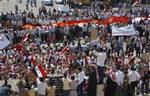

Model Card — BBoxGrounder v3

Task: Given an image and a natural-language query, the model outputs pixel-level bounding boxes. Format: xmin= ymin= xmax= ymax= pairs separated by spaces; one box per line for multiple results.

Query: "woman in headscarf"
xmin=87 ymin=65 xmax=97 ymax=96
xmin=104 ymin=67 xmax=117 ymax=96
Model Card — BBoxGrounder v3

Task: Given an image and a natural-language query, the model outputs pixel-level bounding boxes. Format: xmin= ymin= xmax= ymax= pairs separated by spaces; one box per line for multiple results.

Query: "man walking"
xmin=76 ymin=67 xmax=85 ymax=96
xmin=114 ymin=66 xmax=124 ymax=96
xmin=128 ymin=67 xmax=140 ymax=96
xmin=93 ymin=48 xmax=107 ymax=84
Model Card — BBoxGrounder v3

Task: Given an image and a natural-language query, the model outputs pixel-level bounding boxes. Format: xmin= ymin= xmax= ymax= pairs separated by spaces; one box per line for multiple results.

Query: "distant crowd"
xmin=0 ymin=1 xmax=149 ymax=96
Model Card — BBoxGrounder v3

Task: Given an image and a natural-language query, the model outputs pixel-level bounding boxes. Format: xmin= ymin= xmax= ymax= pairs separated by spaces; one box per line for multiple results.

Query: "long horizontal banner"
xmin=112 ymin=24 xmax=137 ymax=36
xmin=21 ymin=16 xmax=129 ymax=29
xmin=132 ymin=17 xmax=150 ymax=23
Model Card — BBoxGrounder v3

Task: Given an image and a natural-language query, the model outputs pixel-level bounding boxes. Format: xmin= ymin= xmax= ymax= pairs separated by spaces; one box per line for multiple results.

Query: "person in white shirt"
xmin=114 ymin=66 xmax=124 ymax=96
xmin=128 ymin=67 xmax=140 ymax=96
xmin=115 ymin=70 xmax=124 ymax=86
xmin=93 ymin=49 xmax=107 ymax=84
xmin=37 ymin=77 xmax=48 ymax=96
xmin=76 ymin=67 xmax=85 ymax=96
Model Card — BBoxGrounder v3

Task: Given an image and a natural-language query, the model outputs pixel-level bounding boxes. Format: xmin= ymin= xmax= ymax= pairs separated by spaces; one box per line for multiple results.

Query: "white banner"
xmin=57 ymin=4 xmax=70 ymax=12
xmin=111 ymin=24 xmax=137 ymax=36
xmin=132 ymin=17 xmax=150 ymax=23
xmin=0 ymin=34 xmax=10 ymax=49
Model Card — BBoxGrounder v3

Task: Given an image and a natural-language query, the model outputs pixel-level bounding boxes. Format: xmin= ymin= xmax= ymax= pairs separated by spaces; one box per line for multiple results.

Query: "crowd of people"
xmin=0 ymin=0 xmax=150 ymax=96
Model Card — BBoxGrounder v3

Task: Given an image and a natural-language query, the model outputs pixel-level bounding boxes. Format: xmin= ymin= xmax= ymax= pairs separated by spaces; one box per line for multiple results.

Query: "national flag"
xmin=109 ymin=16 xmax=116 ymax=23
xmin=34 ymin=64 xmax=46 ymax=78
xmin=22 ymin=33 xmax=29 ymax=42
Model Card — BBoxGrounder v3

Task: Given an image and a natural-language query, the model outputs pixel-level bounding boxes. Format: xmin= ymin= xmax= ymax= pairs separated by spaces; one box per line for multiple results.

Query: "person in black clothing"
xmin=55 ymin=27 xmax=61 ymax=42
xmin=104 ymin=68 xmax=116 ymax=96
xmin=87 ymin=65 xmax=97 ymax=96
xmin=22 ymin=16 xmax=26 ymax=25
xmin=104 ymin=77 xmax=116 ymax=96
xmin=0 ymin=78 xmax=11 ymax=96
xmin=15 ymin=4 xmax=19 ymax=13
xmin=13 ymin=31 xmax=17 ymax=44
xmin=33 ymin=0 xmax=37 ymax=7
xmin=141 ymin=66 xmax=150 ymax=95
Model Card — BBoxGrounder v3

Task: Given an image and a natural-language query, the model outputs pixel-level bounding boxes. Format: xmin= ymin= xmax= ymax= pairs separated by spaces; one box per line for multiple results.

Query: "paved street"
xmin=0 ymin=0 xmax=150 ymax=96
xmin=0 ymin=0 xmax=67 ymax=15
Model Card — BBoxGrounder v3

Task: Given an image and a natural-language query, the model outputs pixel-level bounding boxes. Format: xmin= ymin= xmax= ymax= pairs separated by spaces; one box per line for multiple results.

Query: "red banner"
xmin=21 ymin=16 xmax=129 ymax=29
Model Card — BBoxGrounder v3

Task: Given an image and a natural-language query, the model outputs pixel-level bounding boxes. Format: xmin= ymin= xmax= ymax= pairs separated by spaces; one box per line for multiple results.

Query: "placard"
xmin=49 ymin=75 xmax=63 ymax=96
xmin=0 ymin=34 xmax=10 ymax=49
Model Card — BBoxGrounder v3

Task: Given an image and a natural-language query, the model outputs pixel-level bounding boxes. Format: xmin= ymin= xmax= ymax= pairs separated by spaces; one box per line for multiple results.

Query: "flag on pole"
xmin=22 ymin=33 xmax=29 ymax=42
xmin=34 ymin=64 xmax=46 ymax=78
xmin=60 ymin=45 xmax=69 ymax=55
xmin=29 ymin=55 xmax=46 ymax=78
xmin=31 ymin=56 xmax=36 ymax=67
xmin=132 ymin=0 xmax=140 ymax=7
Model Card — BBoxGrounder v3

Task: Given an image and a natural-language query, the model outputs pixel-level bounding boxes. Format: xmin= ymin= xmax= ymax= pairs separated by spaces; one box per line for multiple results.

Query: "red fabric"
xmin=31 ymin=56 xmax=36 ymax=67
xmin=62 ymin=56 xmax=69 ymax=64
xmin=60 ymin=45 xmax=68 ymax=55
xmin=22 ymin=16 xmax=131 ymax=28
xmin=15 ymin=43 xmax=23 ymax=52
xmin=103 ymin=16 xmax=129 ymax=26
xmin=132 ymin=0 xmax=140 ymax=6
xmin=83 ymin=58 xmax=88 ymax=65
xmin=38 ymin=64 xmax=46 ymax=78
xmin=68 ymin=54 xmax=75 ymax=63
xmin=22 ymin=33 xmax=29 ymax=42
xmin=111 ymin=73 xmax=116 ymax=81
xmin=106 ymin=67 xmax=116 ymax=81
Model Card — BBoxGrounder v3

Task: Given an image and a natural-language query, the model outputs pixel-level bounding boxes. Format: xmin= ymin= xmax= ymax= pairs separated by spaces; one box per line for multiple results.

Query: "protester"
xmin=128 ymin=66 xmax=140 ymax=96
xmin=76 ymin=67 xmax=85 ymax=96
xmin=0 ymin=1 xmax=150 ymax=96
xmin=87 ymin=65 xmax=97 ymax=96
xmin=141 ymin=66 xmax=150 ymax=95
xmin=93 ymin=48 xmax=107 ymax=84
xmin=0 ymin=79 xmax=11 ymax=96
xmin=16 ymin=77 xmax=29 ymax=96
xmin=62 ymin=72 xmax=71 ymax=96
xmin=37 ymin=77 xmax=48 ymax=96
xmin=104 ymin=67 xmax=116 ymax=96
xmin=26 ymin=84 xmax=36 ymax=96
xmin=46 ymin=80 xmax=56 ymax=96
xmin=114 ymin=65 xmax=124 ymax=96
xmin=70 ymin=75 xmax=78 ymax=96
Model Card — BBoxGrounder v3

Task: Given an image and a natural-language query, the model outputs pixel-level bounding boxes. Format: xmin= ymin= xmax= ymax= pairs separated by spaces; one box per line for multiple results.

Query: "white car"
xmin=57 ymin=4 xmax=70 ymax=12
xmin=55 ymin=0 xmax=66 ymax=4
xmin=43 ymin=0 xmax=53 ymax=6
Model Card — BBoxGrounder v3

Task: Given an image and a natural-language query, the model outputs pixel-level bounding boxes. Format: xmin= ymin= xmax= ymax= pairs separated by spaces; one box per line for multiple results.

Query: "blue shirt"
xmin=0 ymin=86 xmax=11 ymax=96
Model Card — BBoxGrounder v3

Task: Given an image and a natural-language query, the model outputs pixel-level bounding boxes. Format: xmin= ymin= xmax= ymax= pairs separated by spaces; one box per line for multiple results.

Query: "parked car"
xmin=55 ymin=0 xmax=66 ymax=4
xmin=42 ymin=0 xmax=53 ymax=6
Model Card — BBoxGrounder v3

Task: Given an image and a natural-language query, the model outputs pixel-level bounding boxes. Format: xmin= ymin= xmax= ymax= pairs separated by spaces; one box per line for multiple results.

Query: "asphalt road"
xmin=0 ymin=0 xmax=66 ymax=15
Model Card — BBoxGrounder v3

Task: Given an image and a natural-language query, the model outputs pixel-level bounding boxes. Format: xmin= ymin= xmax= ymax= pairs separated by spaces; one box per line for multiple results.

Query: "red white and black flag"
xmin=34 ymin=64 xmax=47 ymax=78
xmin=132 ymin=0 xmax=140 ymax=7
xmin=22 ymin=33 xmax=29 ymax=42
xmin=31 ymin=55 xmax=36 ymax=67
xmin=29 ymin=56 xmax=47 ymax=78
